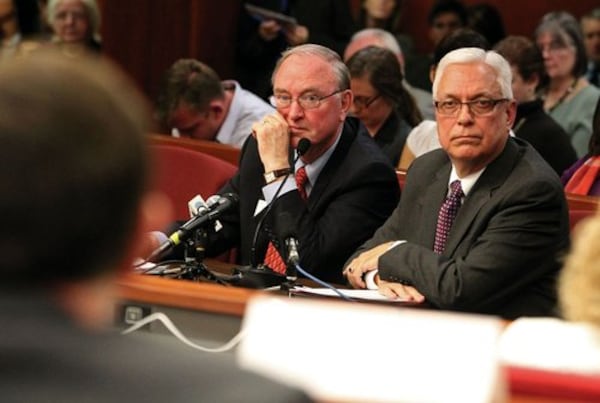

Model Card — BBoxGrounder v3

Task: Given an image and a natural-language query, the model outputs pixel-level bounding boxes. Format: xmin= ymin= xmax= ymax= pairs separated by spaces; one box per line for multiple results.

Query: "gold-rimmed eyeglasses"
xmin=270 ymin=90 xmax=344 ymax=110
xmin=434 ymin=98 xmax=509 ymax=116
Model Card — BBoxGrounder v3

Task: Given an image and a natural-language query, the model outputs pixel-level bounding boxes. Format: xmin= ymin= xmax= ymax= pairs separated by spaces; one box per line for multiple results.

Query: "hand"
xmin=258 ymin=20 xmax=281 ymax=41
xmin=378 ymin=280 xmax=425 ymax=303
xmin=343 ymin=242 xmax=395 ymax=288
xmin=283 ymin=24 xmax=308 ymax=46
xmin=251 ymin=112 xmax=290 ymax=172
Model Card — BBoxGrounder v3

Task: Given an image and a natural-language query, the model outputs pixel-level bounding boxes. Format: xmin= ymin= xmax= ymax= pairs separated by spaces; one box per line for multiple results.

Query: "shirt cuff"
xmin=364 ymin=270 xmax=379 ymax=290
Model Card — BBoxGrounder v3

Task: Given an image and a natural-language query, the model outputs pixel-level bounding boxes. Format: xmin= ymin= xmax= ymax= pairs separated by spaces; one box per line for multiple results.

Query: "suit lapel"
xmin=443 ymin=138 xmax=521 ymax=256
xmin=308 ymin=122 xmax=355 ymax=208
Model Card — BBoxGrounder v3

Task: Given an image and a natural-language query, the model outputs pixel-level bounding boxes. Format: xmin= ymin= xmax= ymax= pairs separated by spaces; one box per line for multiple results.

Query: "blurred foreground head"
xmin=0 ymin=50 xmax=152 ymax=289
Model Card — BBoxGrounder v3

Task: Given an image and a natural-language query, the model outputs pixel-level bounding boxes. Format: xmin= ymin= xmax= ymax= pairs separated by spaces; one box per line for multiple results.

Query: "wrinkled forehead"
xmin=436 ymin=62 xmax=502 ymax=98
xmin=274 ymin=54 xmax=338 ymax=92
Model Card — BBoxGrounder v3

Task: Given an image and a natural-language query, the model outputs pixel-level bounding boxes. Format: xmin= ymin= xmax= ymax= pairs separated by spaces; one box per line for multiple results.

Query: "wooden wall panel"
xmin=100 ymin=1 xmax=240 ymax=103
xmin=99 ymin=1 xmax=599 ymax=103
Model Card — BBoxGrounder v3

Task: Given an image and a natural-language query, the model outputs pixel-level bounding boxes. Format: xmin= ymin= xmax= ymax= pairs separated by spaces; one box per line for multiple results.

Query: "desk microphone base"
xmin=229 ymin=265 xmax=286 ymax=289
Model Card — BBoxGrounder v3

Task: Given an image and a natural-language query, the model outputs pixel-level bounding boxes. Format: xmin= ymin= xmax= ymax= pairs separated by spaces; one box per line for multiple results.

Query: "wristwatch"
xmin=264 ymin=168 xmax=291 ymax=184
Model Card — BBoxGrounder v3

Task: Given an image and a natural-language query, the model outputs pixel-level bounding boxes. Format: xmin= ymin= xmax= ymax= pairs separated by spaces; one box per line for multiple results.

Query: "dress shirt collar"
xmin=448 ymin=165 xmax=485 ymax=197
xmin=294 ymin=125 xmax=343 ymax=194
xmin=215 ymin=80 xmax=241 ymax=144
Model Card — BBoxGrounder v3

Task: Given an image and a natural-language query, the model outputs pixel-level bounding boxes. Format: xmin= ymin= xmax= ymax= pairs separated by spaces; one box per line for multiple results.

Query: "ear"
xmin=339 ymin=89 xmax=353 ymax=121
xmin=429 ymin=66 xmax=436 ymax=84
xmin=208 ymin=100 xmax=225 ymax=120
xmin=506 ymin=100 xmax=518 ymax=129
xmin=525 ymin=73 xmax=540 ymax=91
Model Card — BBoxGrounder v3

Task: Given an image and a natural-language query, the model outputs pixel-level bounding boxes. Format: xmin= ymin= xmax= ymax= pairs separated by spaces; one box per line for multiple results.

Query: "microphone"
xmin=231 ymin=138 xmax=310 ymax=289
xmin=148 ymin=193 xmax=239 ymax=262
xmin=249 ymin=137 xmax=311 ymax=268
xmin=276 ymin=211 xmax=300 ymax=282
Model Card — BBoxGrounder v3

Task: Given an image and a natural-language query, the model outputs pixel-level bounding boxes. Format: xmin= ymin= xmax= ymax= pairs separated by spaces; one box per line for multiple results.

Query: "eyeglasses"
xmin=537 ymin=40 xmax=573 ymax=54
xmin=270 ymin=90 xmax=343 ymax=110
xmin=353 ymin=94 xmax=380 ymax=110
xmin=434 ymin=98 xmax=509 ymax=116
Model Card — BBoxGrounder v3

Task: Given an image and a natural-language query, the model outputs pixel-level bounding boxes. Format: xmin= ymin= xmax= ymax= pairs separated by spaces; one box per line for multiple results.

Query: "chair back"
xmin=150 ymin=144 xmax=237 ymax=221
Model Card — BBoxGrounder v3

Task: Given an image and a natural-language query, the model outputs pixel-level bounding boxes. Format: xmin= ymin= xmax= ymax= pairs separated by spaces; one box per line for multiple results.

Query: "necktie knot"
xmin=449 ymin=180 xmax=464 ymax=199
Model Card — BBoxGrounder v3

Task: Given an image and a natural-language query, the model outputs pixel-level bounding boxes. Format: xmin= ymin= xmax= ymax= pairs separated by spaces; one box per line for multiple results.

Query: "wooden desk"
xmin=116 ymin=264 xmax=582 ymax=403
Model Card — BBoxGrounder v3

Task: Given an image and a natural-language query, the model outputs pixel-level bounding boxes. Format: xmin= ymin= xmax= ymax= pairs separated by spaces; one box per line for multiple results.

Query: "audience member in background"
xmin=581 ymin=8 xmax=600 ymax=87
xmin=561 ymin=97 xmax=600 ymax=196
xmin=355 ymin=0 xmax=415 ymax=60
xmin=47 ymin=0 xmax=101 ymax=55
xmin=559 ymin=210 xmax=600 ymax=325
xmin=466 ymin=3 xmax=505 ymax=47
xmin=235 ymin=0 xmax=355 ymax=100
xmin=0 ymin=50 xmax=311 ymax=403
xmin=346 ymin=46 xmax=422 ymax=166
xmin=495 ymin=35 xmax=577 ymax=175
xmin=0 ymin=0 xmax=41 ymax=61
xmin=398 ymin=28 xmax=489 ymax=170
xmin=535 ymin=11 xmax=600 ymax=157
xmin=344 ymin=47 xmax=569 ymax=319
xmin=404 ymin=0 xmax=468 ymax=92
xmin=156 ymin=58 xmax=273 ymax=148
xmin=344 ymin=28 xmax=434 ymax=120
xmin=178 ymin=44 xmax=399 ymax=284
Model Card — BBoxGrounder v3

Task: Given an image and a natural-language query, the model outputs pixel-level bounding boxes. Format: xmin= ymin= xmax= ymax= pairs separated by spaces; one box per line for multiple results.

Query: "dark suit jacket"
xmin=347 ymin=137 xmax=569 ymax=319
xmin=210 ymin=119 xmax=400 ymax=284
xmin=0 ymin=293 xmax=312 ymax=403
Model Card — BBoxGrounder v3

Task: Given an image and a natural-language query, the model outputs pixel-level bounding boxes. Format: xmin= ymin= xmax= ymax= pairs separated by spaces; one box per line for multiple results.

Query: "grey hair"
xmin=271 ymin=44 xmax=350 ymax=91
xmin=47 ymin=0 xmax=102 ymax=43
xmin=432 ymin=47 xmax=513 ymax=99
xmin=349 ymin=28 xmax=402 ymax=56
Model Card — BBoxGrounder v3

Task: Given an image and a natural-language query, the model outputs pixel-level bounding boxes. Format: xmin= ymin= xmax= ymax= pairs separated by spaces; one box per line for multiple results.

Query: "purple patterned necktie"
xmin=433 ymin=180 xmax=464 ymax=254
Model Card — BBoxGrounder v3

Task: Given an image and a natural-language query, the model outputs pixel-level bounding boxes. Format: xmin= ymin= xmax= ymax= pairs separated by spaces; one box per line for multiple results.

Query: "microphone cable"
xmin=249 ymin=138 xmax=310 ymax=268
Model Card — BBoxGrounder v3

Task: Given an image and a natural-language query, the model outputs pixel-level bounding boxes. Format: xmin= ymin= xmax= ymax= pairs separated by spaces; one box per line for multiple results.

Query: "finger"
xmin=404 ymin=286 xmax=425 ymax=303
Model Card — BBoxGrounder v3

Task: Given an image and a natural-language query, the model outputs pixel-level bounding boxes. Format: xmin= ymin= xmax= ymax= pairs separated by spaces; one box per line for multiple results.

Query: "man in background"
xmin=156 ymin=58 xmax=273 ymax=148
xmin=581 ymin=8 xmax=600 ymax=87
xmin=0 ymin=50 xmax=310 ymax=402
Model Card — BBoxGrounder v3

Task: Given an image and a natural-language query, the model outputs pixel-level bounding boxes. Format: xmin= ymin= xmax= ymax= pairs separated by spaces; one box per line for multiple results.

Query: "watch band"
xmin=264 ymin=168 xmax=291 ymax=184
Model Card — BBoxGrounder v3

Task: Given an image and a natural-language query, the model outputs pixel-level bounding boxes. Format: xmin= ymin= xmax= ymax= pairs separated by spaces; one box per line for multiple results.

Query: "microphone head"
xmin=296 ymin=138 xmax=311 ymax=157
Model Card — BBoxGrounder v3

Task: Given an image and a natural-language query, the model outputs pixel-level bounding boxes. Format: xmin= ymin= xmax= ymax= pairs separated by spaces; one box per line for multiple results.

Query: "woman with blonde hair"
xmin=559 ymin=210 xmax=600 ymax=325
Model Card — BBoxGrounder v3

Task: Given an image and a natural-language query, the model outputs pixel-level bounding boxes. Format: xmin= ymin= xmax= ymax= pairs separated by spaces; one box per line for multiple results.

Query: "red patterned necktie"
xmin=433 ymin=180 xmax=463 ymax=254
xmin=263 ymin=166 xmax=309 ymax=273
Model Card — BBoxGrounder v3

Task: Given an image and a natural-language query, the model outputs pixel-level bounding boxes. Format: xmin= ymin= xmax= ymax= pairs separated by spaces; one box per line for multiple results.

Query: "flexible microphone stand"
xmin=231 ymin=138 xmax=311 ymax=289
xmin=176 ymin=227 xmax=228 ymax=285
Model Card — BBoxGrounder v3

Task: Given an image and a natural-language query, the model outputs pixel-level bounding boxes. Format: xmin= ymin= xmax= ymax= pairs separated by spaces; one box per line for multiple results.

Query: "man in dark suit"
xmin=344 ymin=47 xmax=569 ymax=319
xmin=0 ymin=51 xmax=311 ymax=402
xmin=208 ymin=44 xmax=400 ymax=284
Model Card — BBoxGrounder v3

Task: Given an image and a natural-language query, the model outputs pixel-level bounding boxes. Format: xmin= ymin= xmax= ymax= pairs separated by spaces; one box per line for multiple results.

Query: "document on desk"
xmin=290 ymin=286 xmax=409 ymax=303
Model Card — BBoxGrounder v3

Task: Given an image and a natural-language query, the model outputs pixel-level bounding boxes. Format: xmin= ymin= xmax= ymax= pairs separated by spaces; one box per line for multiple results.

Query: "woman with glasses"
xmin=494 ymin=35 xmax=577 ymax=175
xmin=346 ymin=45 xmax=422 ymax=165
xmin=534 ymin=11 xmax=600 ymax=157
